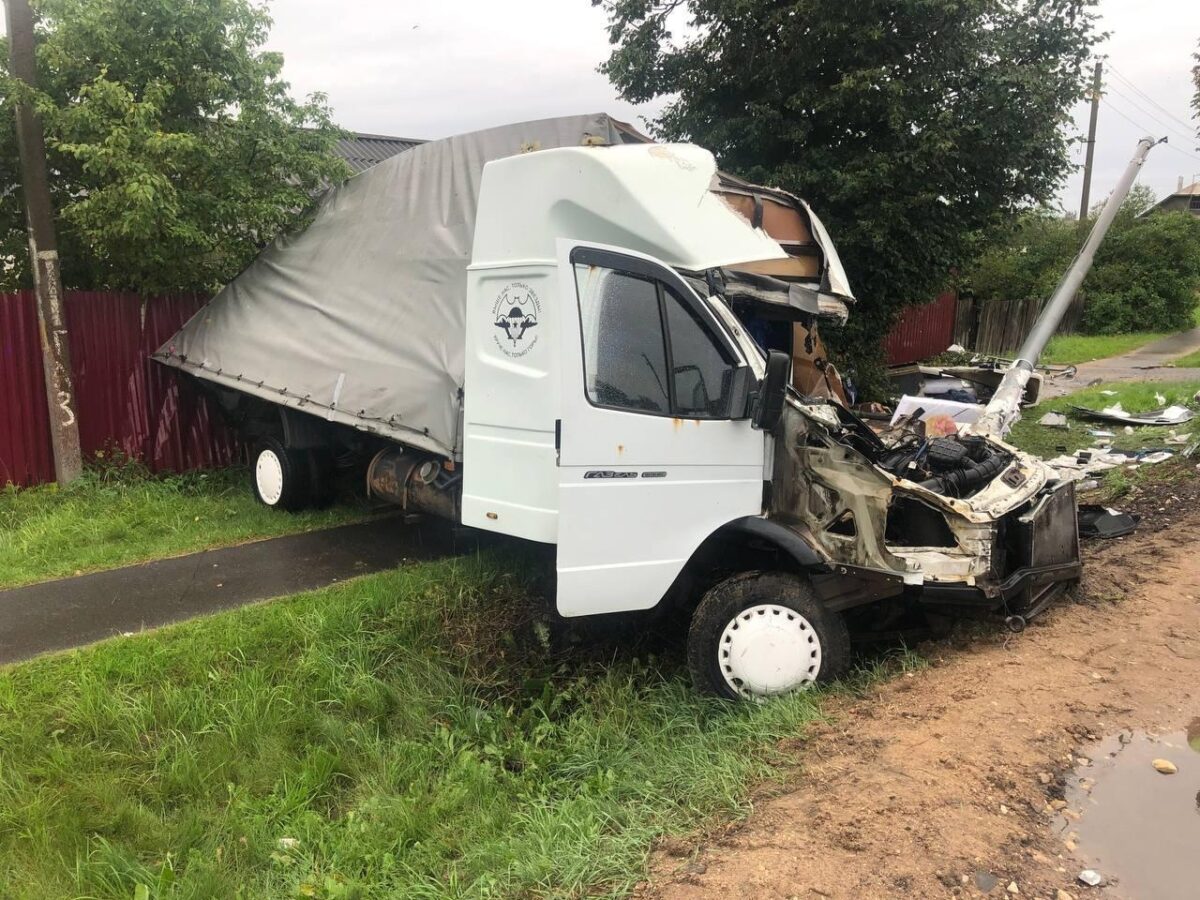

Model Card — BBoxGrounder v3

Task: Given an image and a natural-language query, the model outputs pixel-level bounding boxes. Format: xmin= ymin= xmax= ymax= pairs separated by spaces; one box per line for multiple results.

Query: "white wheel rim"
xmin=718 ymin=603 xmax=822 ymax=700
xmin=255 ymin=449 xmax=284 ymax=505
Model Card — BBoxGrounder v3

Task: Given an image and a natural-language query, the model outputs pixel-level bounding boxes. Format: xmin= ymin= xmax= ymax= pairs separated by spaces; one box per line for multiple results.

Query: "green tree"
xmin=0 ymin=0 xmax=348 ymax=294
xmin=594 ymin=0 xmax=1100 ymax=390
xmin=965 ymin=185 xmax=1200 ymax=335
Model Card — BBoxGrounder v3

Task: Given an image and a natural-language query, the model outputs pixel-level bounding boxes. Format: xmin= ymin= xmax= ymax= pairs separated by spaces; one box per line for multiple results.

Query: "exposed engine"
xmin=878 ymin=434 xmax=1012 ymax=499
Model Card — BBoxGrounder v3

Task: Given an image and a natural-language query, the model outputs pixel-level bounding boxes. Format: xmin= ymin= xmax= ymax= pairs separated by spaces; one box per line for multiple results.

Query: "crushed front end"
xmin=769 ymin=399 xmax=1082 ymax=620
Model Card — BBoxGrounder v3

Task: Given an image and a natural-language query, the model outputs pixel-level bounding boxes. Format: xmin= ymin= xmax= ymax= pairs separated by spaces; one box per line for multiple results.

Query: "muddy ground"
xmin=641 ymin=468 xmax=1200 ymax=900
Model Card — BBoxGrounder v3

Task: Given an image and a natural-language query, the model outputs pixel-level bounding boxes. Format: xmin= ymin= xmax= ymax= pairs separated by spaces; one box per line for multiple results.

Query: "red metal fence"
xmin=1 ymin=291 xmax=238 ymax=487
xmin=882 ymin=290 xmax=959 ymax=366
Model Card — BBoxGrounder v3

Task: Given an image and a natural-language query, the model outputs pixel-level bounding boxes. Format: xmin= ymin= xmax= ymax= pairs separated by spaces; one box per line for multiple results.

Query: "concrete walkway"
xmin=0 ymin=516 xmax=475 ymax=665
xmin=1041 ymin=327 xmax=1200 ymax=399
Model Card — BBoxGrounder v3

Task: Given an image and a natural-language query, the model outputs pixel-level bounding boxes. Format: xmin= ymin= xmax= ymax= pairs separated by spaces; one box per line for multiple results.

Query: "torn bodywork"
xmin=735 ymin=139 xmax=1161 ymax=621
xmin=767 ymin=397 xmax=1080 ymax=618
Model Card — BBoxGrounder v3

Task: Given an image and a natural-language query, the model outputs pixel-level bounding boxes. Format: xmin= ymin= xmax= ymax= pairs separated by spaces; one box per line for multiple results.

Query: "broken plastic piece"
xmin=1078 ymin=505 xmax=1139 ymax=539
xmin=1070 ymin=403 xmax=1194 ymax=426
xmin=1038 ymin=412 xmax=1069 ymax=428
xmin=1078 ymin=869 xmax=1104 ymax=887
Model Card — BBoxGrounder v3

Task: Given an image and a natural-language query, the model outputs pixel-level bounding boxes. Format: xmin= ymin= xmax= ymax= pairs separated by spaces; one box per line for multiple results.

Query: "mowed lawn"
xmin=1006 ymin=379 xmax=1200 ymax=460
xmin=0 ymin=467 xmax=366 ymax=589
xmin=1039 ymin=331 xmax=1167 ymax=365
xmin=0 ymin=555 xmax=843 ymax=899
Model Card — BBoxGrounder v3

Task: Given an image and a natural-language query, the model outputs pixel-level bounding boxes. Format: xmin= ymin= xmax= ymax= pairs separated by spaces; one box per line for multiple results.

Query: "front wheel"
xmin=687 ymin=571 xmax=850 ymax=701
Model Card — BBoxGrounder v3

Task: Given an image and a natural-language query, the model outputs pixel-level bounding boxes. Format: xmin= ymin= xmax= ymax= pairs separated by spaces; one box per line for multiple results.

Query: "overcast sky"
xmin=260 ymin=0 xmax=1199 ymax=211
xmin=3 ymin=1 xmax=1196 ymax=208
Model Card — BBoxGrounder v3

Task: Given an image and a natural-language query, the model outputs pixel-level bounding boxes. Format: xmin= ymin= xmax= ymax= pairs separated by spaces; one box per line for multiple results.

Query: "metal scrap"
xmin=1069 ymin=402 xmax=1194 ymax=426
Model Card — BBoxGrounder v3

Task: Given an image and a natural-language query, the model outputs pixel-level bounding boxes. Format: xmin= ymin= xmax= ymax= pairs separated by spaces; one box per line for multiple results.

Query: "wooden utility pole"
xmin=4 ymin=0 xmax=82 ymax=483
xmin=1078 ymin=61 xmax=1103 ymax=221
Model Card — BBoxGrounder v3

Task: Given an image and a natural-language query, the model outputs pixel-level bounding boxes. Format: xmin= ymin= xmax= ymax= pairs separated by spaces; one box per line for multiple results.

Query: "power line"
xmin=1104 ymin=82 xmax=1196 ymax=142
xmin=1099 ymin=96 xmax=1200 ymax=164
xmin=1107 ymin=64 xmax=1196 ymax=133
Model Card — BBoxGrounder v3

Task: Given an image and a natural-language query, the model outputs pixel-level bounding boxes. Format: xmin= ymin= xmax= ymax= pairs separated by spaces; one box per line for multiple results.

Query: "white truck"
xmin=157 ymin=113 xmax=1085 ymax=700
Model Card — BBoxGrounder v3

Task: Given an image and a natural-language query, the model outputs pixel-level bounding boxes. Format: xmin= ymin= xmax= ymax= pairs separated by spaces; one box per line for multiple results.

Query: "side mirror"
xmin=751 ymin=350 xmax=790 ymax=431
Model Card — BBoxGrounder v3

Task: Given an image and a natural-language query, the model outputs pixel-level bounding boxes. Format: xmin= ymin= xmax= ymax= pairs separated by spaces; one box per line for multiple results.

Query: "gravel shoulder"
xmin=640 ymin=501 xmax=1200 ymax=899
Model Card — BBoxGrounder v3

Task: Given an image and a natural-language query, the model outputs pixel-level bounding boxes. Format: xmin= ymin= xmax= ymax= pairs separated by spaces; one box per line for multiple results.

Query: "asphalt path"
xmin=0 ymin=516 xmax=476 ymax=664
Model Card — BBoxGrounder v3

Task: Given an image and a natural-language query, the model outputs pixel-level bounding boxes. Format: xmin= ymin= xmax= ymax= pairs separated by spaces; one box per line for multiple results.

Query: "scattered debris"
xmin=1087 ymin=429 xmax=1115 ymax=438
xmin=1069 ymin=403 xmax=1194 ymax=427
xmin=277 ymin=837 xmax=300 ymax=851
xmin=1078 ymin=869 xmax=1104 ymax=887
xmin=1077 ymin=505 xmax=1139 ymax=539
xmin=1165 ymin=431 xmax=1192 ymax=445
xmin=1139 ymin=451 xmax=1173 ymax=464
xmin=1039 ymin=412 xmax=1069 ymax=428
xmin=1152 ymin=758 xmax=1178 ymax=775
xmin=890 ymin=395 xmax=982 ymax=427
xmin=1155 ymin=392 xmax=1167 ymax=405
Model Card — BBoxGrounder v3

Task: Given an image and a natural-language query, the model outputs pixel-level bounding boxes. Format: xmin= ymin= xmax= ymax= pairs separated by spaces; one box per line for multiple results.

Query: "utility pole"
xmin=1078 ymin=61 xmax=1103 ymax=221
xmin=4 ymin=0 xmax=82 ymax=483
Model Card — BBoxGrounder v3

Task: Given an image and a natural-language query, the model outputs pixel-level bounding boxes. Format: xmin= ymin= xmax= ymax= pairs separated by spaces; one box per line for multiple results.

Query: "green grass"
xmin=1173 ymin=347 xmax=1200 ymax=368
xmin=1007 ymin=380 xmax=1200 ymax=460
xmin=0 ymin=466 xmax=366 ymax=589
xmin=1039 ymin=331 xmax=1167 ymax=365
xmin=0 ymin=555 xmax=870 ymax=899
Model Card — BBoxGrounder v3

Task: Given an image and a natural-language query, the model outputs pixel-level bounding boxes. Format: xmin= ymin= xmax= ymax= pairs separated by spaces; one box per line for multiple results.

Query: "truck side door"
xmin=556 ymin=241 xmax=765 ymax=617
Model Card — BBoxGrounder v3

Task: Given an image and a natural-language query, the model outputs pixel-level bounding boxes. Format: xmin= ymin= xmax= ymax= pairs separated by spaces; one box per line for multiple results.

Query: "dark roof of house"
xmin=334 ymin=132 xmax=425 ymax=173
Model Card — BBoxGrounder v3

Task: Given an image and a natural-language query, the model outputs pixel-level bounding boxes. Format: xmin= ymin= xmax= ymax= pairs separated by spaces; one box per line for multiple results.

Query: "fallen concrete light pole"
xmin=970 ymin=136 xmax=1160 ymax=439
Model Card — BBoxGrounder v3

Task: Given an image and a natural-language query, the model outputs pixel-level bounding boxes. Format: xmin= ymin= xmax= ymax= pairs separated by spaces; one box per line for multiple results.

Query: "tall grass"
xmin=0 ymin=555 xmax=835 ymax=899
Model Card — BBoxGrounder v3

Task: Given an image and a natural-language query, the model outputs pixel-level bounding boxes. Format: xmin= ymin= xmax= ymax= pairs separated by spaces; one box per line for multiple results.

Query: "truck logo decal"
xmin=583 ymin=470 xmax=638 ymax=479
xmin=492 ymin=282 xmax=541 ymax=358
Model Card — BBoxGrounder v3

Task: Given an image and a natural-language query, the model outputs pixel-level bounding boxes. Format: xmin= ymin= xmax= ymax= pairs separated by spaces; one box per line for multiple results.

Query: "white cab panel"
xmin=555 ymin=240 xmax=766 ymax=616
xmin=462 ymin=263 xmax=559 ymax=542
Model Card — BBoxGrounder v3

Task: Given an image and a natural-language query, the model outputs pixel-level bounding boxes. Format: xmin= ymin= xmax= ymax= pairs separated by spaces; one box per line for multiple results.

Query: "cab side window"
xmin=574 ymin=262 xmax=738 ymax=419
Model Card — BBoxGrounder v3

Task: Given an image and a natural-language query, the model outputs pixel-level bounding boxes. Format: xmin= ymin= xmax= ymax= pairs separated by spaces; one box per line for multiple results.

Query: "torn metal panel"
xmin=1069 ymin=403 xmax=1194 ymax=426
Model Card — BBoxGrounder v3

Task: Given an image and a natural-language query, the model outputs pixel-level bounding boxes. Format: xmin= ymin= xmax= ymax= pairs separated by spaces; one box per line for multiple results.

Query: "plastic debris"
xmin=1039 ymin=412 xmax=1069 ymax=428
xmin=1139 ymin=451 xmax=1173 ymax=464
xmin=1078 ymin=505 xmax=1139 ymax=539
xmin=1078 ymin=869 xmax=1104 ymax=887
xmin=1070 ymin=403 xmax=1194 ymax=426
xmin=1154 ymin=392 xmax=1167 ymax=405
xmin=1087 ymin=429 xmax=1115 ymax=438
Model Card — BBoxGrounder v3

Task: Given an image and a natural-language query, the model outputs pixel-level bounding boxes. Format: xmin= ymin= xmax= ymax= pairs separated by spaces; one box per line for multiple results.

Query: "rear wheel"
xmin=687 ymin=571 xmax=850 ymax=701
xmin=251 ymin=437 xmax=312 ymax=511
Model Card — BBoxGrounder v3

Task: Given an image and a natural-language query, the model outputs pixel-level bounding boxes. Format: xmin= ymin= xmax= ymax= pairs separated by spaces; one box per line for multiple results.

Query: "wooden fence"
xmin=954 ymin=296 xmax=1083 ymax=356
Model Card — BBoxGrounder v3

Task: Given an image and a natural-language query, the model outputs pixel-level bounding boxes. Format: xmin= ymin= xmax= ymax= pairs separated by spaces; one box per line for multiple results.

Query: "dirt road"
xmin=643 ymin=500 xmax=1200 ymax=899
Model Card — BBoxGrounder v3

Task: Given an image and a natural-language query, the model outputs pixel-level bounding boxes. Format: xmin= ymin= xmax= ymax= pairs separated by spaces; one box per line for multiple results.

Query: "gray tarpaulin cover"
xmin=155 ymin=113 xmax=648 ymax=458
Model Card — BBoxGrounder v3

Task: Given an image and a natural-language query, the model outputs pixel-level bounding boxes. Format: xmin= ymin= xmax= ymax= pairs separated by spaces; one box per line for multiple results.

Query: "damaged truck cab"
xmin=157 ymin=115 xmax=1084 ymax=701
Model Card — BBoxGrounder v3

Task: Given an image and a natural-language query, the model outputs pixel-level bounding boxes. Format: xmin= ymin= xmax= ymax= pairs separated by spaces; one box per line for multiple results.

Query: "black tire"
xmin=250 ymin=437 xmax=312 ymax=511
xmin=687 ymin=571 xmax=850 ymax=701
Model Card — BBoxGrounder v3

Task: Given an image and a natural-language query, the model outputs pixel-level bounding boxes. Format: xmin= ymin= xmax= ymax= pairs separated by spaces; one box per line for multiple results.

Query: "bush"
xmin=964 ymin=193 xmax=1200 ymax=335
xmin=1080 ymin=212 xmax=1200 ymax=333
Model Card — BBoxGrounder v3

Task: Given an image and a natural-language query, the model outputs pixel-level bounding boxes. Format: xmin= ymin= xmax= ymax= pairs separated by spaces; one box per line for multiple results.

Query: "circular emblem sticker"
xmin=492 ymin=282 xmax=541 ymax=358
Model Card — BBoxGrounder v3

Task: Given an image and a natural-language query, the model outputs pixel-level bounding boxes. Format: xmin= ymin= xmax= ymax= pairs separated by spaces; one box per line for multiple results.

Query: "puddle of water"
xmin=1056 ymin=719 xmax=1200 ymax=900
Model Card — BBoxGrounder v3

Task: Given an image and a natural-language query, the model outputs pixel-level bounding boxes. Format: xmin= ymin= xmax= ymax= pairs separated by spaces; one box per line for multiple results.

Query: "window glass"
xmin=663 ymin=287 xmax=736 ymax=418
xmin=575 ymin=265 xmax=670 ymax=414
